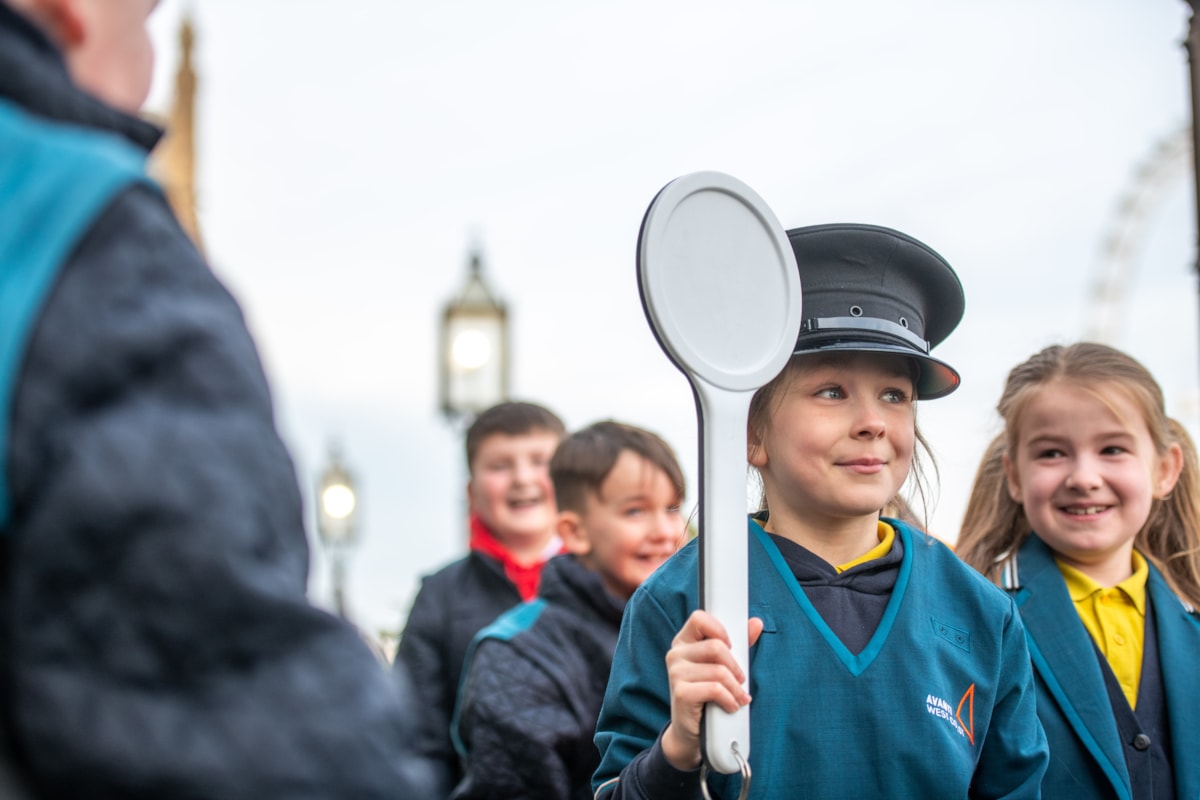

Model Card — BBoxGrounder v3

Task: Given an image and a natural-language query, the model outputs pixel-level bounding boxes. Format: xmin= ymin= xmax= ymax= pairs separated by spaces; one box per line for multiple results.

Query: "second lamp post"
xmin=317 ymin=448 xmax=358 ymax=618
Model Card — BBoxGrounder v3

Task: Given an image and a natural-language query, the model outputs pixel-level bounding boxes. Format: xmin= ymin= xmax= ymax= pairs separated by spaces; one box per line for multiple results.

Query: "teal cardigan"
xmin=594 ymin=519 xmax=1048 ymax=799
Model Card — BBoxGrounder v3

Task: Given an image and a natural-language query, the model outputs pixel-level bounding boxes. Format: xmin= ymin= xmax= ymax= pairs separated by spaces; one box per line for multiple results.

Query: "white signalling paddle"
xmin=636 ymin=172 xmax=802 ymax=784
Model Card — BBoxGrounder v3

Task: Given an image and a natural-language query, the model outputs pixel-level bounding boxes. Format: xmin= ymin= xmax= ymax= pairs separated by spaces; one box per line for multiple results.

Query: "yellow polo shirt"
xmin=1056 ymin=551 xmax=1148 ymax=709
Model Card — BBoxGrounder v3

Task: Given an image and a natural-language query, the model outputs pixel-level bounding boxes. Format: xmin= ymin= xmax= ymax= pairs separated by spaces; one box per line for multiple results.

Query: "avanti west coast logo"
xmin=925 ymin=683 xmax=975 ymax=745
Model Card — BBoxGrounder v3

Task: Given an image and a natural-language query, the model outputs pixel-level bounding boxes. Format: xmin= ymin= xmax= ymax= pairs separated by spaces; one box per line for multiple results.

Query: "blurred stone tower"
xmin=149 ymin=14 xmax=203 ymax=255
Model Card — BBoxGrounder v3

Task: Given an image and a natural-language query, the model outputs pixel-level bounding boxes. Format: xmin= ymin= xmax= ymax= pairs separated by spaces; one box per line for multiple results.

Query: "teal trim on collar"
xmin=750 ymin=519 xmax=913 ymax=676
xmin=477 ymin=597 xmax=548 ymax=643
xmin=1011 ymin=536 xmax=1133 ymax=796
xmin=0 ymin=98 xmax=148 ymax=531
xmin=1145 ymin=566 xmax=1200 ymax=799
xmin=1024 ymin=633 xmax=1132 ymax=800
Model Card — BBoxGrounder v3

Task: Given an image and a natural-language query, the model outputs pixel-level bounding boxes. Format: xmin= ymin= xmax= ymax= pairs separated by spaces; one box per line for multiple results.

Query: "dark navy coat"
xmin=0 ymin=6 xmax=428 ymax=796
xmin=396 ymin=549 xmax=524 ymax=798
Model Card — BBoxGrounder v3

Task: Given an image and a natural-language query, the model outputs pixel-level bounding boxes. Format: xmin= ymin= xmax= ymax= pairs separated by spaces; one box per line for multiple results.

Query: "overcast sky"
xmin=146 ymin=1 xmax=1200 ymax=641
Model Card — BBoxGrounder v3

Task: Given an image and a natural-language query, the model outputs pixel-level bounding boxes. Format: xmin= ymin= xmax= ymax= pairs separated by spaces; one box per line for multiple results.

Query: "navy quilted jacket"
xmin=395 ymin=548 xmax=523 ymax=798
xmin=451 ymin=555 xmax=626 ymax=800
xmin=0 ymin=5 xmax=429 ymax=797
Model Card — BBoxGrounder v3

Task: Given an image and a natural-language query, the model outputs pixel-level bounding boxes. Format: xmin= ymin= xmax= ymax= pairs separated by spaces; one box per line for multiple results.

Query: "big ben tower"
xmin=150 ymin=14 xmax=203 ymax=255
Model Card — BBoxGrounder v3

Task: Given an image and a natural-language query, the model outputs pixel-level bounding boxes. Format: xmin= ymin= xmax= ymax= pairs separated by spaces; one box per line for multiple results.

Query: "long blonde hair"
xmin=956 ymin=342 xmax=1200 ymax=606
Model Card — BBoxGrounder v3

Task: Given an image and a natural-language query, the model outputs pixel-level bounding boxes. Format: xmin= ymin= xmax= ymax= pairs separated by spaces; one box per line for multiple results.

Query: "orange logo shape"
xmin=955 ymin=683 xmax=976 ymax=745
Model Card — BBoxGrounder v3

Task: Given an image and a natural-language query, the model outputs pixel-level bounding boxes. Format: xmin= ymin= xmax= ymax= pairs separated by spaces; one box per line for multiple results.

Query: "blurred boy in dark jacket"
xmin=396 ymin=400 xmax=567 ymax=797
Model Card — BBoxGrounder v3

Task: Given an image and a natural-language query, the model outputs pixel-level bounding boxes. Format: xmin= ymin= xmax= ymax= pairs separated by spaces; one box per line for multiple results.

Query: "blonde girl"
xmin=958 ymin=342 xmax=1200 ymax=799
xmin=593 ymin=224 xmax=1048 ymax=799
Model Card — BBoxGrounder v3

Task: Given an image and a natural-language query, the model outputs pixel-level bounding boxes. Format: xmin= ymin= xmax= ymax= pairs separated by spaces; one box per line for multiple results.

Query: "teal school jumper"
xmin=1007 ymin=535 xmax=1200 ymax=800
xmin=0 ymin=97 xmax=149 ymax=529
xmin=594 ymin=519 xmax=1048 ymax=799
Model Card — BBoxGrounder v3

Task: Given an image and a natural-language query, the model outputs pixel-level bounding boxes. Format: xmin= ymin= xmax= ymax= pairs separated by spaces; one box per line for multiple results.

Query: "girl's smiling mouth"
xmin=840 ymin=458 xmax=885 ymax=474
xmin=1061 ymin=504 xmax=1110 ymax=517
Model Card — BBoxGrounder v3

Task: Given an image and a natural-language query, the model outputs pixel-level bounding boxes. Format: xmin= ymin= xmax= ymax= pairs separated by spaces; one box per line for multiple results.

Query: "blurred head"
xmin=465 ymin=402 xmax=565 ymax=545
xmin=10 ymin=0 xmax=160 ymax=113
xmin=552 ymin=421 xmax=686 ymax=600
xmin=465 ymin=401 xmax=565 ymax=469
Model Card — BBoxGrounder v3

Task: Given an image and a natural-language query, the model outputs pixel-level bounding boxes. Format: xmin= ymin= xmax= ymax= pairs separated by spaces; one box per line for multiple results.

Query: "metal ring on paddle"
xmin=699 ymin=743 xmax=751 ymax=800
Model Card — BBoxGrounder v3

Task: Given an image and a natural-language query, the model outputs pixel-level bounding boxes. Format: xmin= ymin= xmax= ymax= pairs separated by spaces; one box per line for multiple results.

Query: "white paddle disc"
xmin=637 ymin=171 xmax=801 ymax=776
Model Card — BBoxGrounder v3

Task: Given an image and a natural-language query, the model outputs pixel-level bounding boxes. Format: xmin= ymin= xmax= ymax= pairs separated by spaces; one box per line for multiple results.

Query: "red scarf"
xmin=469 ymin=514 xmax=562 ymax=601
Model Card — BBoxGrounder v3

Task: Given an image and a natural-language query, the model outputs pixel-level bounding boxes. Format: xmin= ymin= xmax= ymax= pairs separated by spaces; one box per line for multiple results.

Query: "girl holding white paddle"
xmin=593 ymin=222 xmax=1048 ymax=799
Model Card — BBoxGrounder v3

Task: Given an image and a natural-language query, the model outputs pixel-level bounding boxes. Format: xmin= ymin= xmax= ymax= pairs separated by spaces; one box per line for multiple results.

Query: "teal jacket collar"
xmin=1010 ymin=535 xmax=1200 ymax=800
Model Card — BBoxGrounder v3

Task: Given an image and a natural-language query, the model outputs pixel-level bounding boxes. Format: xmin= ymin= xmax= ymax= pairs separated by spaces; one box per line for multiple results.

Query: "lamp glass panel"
xmin=445 ymin=314 xmax=504 ymax=413
xmin=321 ymin=483 xmax=356 ymax=519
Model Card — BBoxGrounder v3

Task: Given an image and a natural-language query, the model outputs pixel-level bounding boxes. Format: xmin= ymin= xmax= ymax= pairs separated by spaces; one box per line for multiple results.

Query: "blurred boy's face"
xmin=467 ymin=430 xmax=560 ymax=547
xmin=53 ymin=0 xmax=159 ymax=113
xmin=566 ymin=451 xmax=684 ymax=601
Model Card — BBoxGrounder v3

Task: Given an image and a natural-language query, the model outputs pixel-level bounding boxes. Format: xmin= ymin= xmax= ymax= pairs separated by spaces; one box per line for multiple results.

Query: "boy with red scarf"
xmin=396 ymin=401 xmax=566 ymax=799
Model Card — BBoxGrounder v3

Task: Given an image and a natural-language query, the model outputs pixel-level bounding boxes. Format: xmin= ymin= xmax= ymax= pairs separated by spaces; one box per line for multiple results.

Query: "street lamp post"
xmin=1184 ymin=1 xmax=1200 ymax=363
xmin=316 ymin=447 xmax=359 ymax=618
xmin=438 ymin=248 xmax=510 ymax=423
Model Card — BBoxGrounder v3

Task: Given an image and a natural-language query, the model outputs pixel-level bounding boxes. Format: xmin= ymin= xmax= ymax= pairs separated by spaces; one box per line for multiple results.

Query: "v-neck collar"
xmin=752 ymin=521 xmax=913 ymax=675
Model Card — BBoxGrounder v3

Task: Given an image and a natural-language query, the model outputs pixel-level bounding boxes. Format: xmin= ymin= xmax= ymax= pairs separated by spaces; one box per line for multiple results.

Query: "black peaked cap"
xmin=786 ymin=223 xmax=965 ymax=399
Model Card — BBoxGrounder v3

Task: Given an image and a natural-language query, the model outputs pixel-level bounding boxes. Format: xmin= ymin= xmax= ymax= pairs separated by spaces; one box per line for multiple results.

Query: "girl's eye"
xmin=881 ymin=388 xmax=910 ymax=404
xmin=816 ymin=386 xmax=845 ymax=399
xmin=1101 ymin=445 xmax=1127 ymax=456
xmin=1035 ymin=449 xmax=1064 ymax=460
xmin=623 ymin=507 xmax=644 ymax=518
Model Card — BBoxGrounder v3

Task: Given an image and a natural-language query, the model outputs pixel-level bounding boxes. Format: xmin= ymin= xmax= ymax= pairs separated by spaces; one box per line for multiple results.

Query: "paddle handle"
xmin=695 ymin=380 xmax=753 ymax=775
